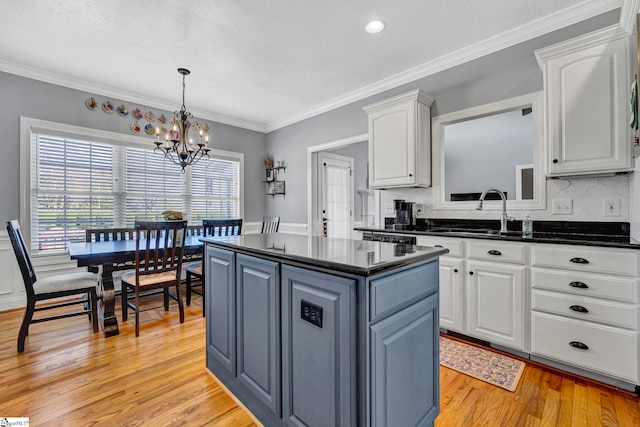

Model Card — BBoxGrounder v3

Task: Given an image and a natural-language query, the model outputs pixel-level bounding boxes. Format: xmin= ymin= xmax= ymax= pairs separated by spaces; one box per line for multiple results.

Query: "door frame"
xmin=318 ymin=151 xmax=355 ymax=238
xmin=307 ymin=133 xmax=367 ymax=237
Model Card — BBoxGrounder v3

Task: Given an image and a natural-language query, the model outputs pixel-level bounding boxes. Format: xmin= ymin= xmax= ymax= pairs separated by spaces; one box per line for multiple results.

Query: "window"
xmin=23 ymin=118 xmax=243 ymax=255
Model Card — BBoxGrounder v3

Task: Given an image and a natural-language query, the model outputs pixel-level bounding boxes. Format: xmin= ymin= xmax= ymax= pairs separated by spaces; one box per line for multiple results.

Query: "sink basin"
xmin=428 ymin=228 xmax=521 ymax=237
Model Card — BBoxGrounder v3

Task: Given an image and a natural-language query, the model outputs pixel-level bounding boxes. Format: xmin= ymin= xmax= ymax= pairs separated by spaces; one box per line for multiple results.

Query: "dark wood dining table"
xmin=68 ymin=235 xmax=203 ymax=337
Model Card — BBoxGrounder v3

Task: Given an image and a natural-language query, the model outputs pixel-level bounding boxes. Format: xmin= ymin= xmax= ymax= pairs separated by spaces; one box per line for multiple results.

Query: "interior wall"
xmin=264 ymin=10 xmax=620 ymax=224
xmin=0 ymin=72 xmax=267 ymax=225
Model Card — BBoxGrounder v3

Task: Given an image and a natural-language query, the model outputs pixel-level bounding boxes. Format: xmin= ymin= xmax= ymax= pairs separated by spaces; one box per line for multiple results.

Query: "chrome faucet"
xmin=476 ymin=188 xmax=514 ymax=234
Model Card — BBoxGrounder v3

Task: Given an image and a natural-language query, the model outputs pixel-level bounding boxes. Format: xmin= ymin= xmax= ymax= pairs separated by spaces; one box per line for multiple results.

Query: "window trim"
xmin=20 ymin=116 xmax=244 ymax=255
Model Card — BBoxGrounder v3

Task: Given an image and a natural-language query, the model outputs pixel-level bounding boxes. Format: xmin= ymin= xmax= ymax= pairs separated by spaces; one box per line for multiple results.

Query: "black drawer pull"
xmin=569 ymin=257 xmax=589 ymax=264
xmin=453 ymin=268 xmax=458 ymax=273
xmin=553 ymin=159 xmax=559 ymax=164
xmin=569 ymin=305 xmax=589 ymax=313
xmin=569 ymin=341 xmax=589 ymax=350
xmin=469 ymin=271 xmax=474 ymax=275
xmin=434 ymin=245 xmax=443 ymax=248
xmin=487 ymin=250 xmax=502 ymax=256
xmin=569 ymin=281 xmax=588 ymax=289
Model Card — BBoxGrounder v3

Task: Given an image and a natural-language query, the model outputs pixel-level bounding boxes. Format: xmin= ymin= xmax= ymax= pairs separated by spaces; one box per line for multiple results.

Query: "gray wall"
xmin=0 ymin=72 xmax=267 ymax=224
xmin=265 ymin=10 xmax=619 ymax=223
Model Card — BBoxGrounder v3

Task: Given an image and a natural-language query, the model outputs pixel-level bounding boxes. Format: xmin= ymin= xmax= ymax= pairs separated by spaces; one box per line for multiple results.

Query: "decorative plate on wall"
xmin=116 ymin=105 xmax=129 ymax=116
xmin=131 ymin=108 xmax=143 ymax=120
xmin=102 ymin=101 xmax=115 ymax=113
xmin=144 ymin=124 xmax=155 ymax=135
xmin=130 ymin=121 xmax=142 ymax=133
xmin=158 ymin=113 xmax=167 ymax=124
xmin=144 ymin=111 xmax=155 ymax=122
xmin=85 ymin=97 xmax=99 ymax=110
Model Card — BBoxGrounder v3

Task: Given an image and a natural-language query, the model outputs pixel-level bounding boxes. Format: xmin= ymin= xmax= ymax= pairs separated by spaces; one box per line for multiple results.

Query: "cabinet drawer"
xmin=532 ymin=290 xmax=638 ymax=329
xmin=531 ymin=311 xmax=637 ymax=381
xmin=467 ymin=241 xmax=526 ymax=264
xmin=531 ymin=268 xmax=637 ymax=303
xmin=531 ymin=245 xmax=638 ymax=276
xmin=416 ymin=236 xmax=464 ymax=257
xmin=369 ymin=260 xmax=439 ymax=322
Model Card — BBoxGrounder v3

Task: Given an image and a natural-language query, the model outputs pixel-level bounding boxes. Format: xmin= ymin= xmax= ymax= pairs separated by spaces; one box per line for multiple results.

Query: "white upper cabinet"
xmin=536 ymin=26 xmax=633 ymax=177
xmin=363 ymin=90 xmax=434 ymax=188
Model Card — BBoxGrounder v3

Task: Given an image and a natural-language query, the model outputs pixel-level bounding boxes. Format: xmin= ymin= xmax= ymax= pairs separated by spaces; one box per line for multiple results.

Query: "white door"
xmin=466 ymin=260 xmax=526 ymax=350
xmin=319 ymin=152 xmax=354 ymax=239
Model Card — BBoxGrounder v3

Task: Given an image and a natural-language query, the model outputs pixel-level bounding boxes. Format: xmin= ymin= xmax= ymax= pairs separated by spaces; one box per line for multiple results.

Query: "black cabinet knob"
xmin=569 ymin=257 xmax=589 ymax=264
xmin=569 ymin=341 xmax=589 ymax=350
xmin=487 ymin=250 xmax=502 ymax=256
xmin=409 ymin=173 xmax=413 ymax=177
xmin=553 ymin=159 xmax=559 ymax=164
xmin=569 ymin=281 xmax=588 ymax=289
xmin=469 ymin=271 xmax=474 ymax=275
xmin=453 ymin=269 xmax=458 ymax=273
xmin=569 ymin=305 xmax=589 ymax=313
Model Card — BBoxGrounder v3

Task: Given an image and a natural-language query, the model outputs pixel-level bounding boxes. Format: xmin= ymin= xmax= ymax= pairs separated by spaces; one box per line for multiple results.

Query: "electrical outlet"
xmin=552 ymin=198 xmax=573 ymax=215
xmin=384 ymin=203 xmax=395 ymax=215
xmin=603 ymin=198 xmax=621 ymax=217
xmin=415 ymin=203 xmax=426 ymax=217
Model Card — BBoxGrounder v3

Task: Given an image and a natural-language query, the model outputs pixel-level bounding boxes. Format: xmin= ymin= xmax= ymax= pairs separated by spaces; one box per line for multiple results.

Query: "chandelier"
xmin=154 ymin=68 xmax=210 ymax=172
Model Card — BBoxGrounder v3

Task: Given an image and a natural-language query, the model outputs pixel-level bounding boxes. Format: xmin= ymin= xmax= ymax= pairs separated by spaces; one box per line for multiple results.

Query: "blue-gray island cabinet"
xmin=201 ymin=233 xmax=448 ymax=427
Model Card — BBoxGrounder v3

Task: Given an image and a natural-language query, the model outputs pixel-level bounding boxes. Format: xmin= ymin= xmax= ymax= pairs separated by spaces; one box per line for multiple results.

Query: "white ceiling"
xmin=0 ymin=0 xmax=624 ymax=132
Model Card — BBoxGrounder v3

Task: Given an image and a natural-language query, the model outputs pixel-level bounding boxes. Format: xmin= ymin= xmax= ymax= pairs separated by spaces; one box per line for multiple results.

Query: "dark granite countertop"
xmin=201 ymin=233 xmax=449 ymax=276
xmin=355 ymin=219 xmax=640 ymax=249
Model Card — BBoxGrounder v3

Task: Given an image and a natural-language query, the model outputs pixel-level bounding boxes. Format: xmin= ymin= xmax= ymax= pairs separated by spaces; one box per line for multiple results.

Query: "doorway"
xmin=318 ymin=152 xmax=354 ymax=238
xmin=307 ymin=133 xmax=371 ymax=238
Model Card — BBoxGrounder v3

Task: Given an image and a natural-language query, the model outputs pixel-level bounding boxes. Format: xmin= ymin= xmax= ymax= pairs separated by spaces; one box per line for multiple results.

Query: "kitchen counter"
xmin=202 ymin=233 xmax=446 ymax=426
xmin=355 ymin=219 xmax=640 ymax=249
xmin=201 ymin=233 xmax=448 ymax=276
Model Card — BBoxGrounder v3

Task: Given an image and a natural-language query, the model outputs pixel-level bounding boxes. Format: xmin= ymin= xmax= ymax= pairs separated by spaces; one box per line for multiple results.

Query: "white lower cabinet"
xmin=467 ymin=260 xmax=526 ymax=350
xmin=416 ymin=237 xmax=465 ymax=334
xmin=438 ymin=257 xmax=464 ymax=333
xmin=413 ymin=233 xmax=640 ymax=387
xmin=531 ymin=311 xmax=637 ymax=381
xmin=531 ymin=244 xmax=640 ymax=384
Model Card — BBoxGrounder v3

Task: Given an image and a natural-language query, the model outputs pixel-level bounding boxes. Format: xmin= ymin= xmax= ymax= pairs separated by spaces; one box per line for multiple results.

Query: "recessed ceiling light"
xmin=365 ymin=20 xmax=386 ymax=34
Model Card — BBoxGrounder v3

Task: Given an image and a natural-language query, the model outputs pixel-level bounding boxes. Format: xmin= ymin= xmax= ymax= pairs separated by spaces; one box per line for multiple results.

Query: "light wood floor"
xmin=1 ymin=293 xmax=639 ymax=426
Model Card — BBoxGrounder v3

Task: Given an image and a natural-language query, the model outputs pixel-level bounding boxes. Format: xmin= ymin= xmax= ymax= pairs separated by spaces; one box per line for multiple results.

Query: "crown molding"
xmin=0 ymin=59 xmax=267 ymax=133
xmin=0 ymin=0 xmax=622 ymax=135
xmin=534 ymin=24 xmax=629 ymax=68
xmin=619 ymin=0 xmax=640 ymax=33
xmin=264 ymin=0 xmax=621 ymax=132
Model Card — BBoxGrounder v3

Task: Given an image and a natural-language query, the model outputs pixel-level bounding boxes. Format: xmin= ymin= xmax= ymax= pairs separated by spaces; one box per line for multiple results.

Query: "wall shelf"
xmin=265 ymin=166 xmax=286 ymax=197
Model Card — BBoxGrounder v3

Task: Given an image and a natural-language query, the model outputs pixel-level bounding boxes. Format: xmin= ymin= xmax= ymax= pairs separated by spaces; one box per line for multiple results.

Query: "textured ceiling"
xmin=0 ymin=0 xmax=622 ymax=131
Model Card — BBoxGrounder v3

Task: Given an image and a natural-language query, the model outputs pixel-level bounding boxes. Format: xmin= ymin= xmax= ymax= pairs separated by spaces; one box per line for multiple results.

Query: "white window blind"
xmin=30 ymin=132 xmax=242 ymax=254
xmin=123 ymin=147 xmax=183 ymax=225
xmin=32 ymin=135 xmax=115 ymax=252
xmin=189 ymin=157 xmax=240 ymax=223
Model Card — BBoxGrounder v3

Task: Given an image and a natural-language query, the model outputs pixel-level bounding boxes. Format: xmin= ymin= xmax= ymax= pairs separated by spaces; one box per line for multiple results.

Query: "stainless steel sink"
xmin=428 ymin=228 xmax=521 ymax=237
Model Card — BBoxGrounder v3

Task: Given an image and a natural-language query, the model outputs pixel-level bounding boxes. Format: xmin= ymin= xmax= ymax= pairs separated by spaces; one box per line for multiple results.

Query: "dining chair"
xmin=120 ymin=220 xmax=188 ymax=336
xmin=6 ymin=220 xmax=99 ymax=353
xmin=185 ymin=218 xmax=243 ymax=316
xmin=261 ymin=216 xmax=280 ymax=233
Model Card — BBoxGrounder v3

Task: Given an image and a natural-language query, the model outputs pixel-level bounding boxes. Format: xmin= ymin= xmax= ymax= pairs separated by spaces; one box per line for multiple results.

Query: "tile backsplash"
xmin=379 ymin=175 xmax=630 ymax=222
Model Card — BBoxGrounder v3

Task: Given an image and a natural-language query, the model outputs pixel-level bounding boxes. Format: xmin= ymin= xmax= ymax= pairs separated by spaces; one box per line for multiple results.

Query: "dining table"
xmin=68 ymin=235 xmax=204 ymax=337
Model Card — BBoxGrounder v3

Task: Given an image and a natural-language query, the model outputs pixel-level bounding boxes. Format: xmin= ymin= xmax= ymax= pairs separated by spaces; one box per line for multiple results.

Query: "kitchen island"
xmin=201 ymin=233 xmax=448 ymax=427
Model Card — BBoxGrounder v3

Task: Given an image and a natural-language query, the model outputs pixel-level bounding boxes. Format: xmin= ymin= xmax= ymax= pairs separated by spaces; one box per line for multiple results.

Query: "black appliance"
xmin=393 ymin=199 xmax=416 ymax=230
xmin=362 ymin=232 xmax=417 ymax=245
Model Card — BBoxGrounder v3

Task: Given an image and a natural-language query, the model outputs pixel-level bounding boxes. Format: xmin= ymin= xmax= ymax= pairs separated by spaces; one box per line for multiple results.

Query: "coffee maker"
xmin=393 ymin=199 xmax=416 ymax=230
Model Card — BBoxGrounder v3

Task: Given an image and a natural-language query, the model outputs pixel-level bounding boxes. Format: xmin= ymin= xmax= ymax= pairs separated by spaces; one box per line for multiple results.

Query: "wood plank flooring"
xmin=1 ymin=293 xmax=639 ymax=426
